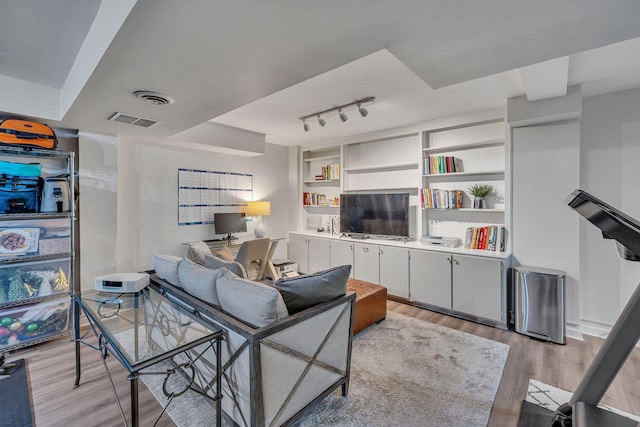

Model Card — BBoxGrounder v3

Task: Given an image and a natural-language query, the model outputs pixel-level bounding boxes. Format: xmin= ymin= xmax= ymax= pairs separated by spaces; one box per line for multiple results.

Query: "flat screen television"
xmin=214 ymin=212 xmax=246 ymax=240
xmin=340 ymin=193 xmax=409 ymax=237
xmin=567 ymin=189 xmax=640 ymax=261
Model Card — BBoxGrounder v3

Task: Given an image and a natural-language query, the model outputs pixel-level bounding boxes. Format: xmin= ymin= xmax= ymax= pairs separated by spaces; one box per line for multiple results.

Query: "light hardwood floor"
xmin=6 ymin=300 xmax=640 ymax=426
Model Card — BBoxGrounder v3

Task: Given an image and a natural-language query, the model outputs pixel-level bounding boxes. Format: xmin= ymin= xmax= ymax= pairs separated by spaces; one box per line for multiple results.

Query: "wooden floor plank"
xmin=5 ymin=300 xmax=640 ymax=426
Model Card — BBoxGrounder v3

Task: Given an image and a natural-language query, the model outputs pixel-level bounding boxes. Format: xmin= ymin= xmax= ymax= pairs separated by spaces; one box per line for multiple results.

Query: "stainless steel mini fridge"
xmin=514 ymin=266 xmax=566 ymax=344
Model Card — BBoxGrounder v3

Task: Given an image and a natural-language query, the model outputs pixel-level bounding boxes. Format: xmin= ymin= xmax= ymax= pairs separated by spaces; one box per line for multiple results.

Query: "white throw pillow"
xmin=178 ymin=257 xmax=224 ymax=307
xmin=153 ymin=254 xmax=182 ymax=287
xmin=204 ymin=254 xmax=247 ymax=279
xmin=187 ymin=241 xmax=211 ymax=265
xmin=217 ymin=269 xmax=289 ymax=328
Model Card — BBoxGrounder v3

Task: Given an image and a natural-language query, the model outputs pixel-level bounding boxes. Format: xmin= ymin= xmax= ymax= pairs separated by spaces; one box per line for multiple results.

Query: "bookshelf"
xmin=342 ymin=133 xmax=420 ymax=192
xmin=421 ymin=120 xmax=507 ymax=254
xmin=302 ymin=147 xmax=341 ymax=208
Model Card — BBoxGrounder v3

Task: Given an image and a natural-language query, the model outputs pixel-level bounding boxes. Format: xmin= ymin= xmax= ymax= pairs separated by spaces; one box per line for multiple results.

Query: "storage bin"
xmin=0 ymin=296 xmax=70 ymax=351
xmin=0 ymin=217 xmax=71 ymax=260
xmin=0 ymin=258 xmax=71 ymax=305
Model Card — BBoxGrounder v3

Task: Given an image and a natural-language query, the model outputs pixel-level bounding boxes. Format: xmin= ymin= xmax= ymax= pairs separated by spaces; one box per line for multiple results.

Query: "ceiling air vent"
xmin=133 ymin=90 xmax=175 ymax=106
xmin=108 ymin=112 xmax=158 ymax=128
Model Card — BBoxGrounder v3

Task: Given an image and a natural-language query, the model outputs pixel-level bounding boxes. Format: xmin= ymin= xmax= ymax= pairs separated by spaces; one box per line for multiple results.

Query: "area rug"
xmin=0 ymin=358 xmax=34 ymax=427
xmin=519 ymin=379 xmax=640 ymax=426
xmin=142 ymin=311 xmax=510 ymax=426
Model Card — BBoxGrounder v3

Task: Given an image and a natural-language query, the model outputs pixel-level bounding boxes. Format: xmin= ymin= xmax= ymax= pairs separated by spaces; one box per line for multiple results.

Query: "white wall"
xmin=78 ymin=133 xmax=289 ymax=291
xmin=78 ymin=132 xmax=118 ymax=291
xmin=580 ymin=88 xmax=640 ymax=333
xmin=116 ymin=136 xmax=290 ymax=274
xmin=511 ymin=121 xmax=581 ymax=328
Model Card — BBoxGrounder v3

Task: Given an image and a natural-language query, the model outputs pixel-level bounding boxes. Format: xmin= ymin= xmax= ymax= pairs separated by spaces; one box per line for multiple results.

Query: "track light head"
xmin=317 ymin=115 xmax=326 ymax=127
xmin=339 ymin=109 xmax=348 ymax=122
xmin=358 ymin=102 xmax=368 ymax=117
xmin=303 ymin=119 xmax=310 ymax=132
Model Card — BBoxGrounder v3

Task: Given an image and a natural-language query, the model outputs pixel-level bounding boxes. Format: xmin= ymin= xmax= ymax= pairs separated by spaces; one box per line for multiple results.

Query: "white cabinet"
xmin=353 ymin=242 xmax=379 ymax=284
xmin=308 ymin=237 xmax=331 ymax=273
xmin=452 ymin=254 xmax=503 ymax=322
xmin=409 ymin=250 xmax=505 ymax=324
xmin=330 ymin=240 xmax=354 ymax=277
xmin=379 ymin=246 xmax=409 ymax=298
xmin=288 ymin=234 xmax=309 ymax=273
xmin=288 ymin=234 xmax=331 ymax=274
xmin=410 ymin=250 xmax=452 ymax=309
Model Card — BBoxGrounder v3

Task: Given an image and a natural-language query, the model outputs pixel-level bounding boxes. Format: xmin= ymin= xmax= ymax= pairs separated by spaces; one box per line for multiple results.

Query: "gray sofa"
xmin=148 ymin=255 xmax=355 ymax=427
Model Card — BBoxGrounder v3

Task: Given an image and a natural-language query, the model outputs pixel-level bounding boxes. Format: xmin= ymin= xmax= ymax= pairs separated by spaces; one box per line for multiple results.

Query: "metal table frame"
xmin=73 ymin=287 xmax=224 ymax=427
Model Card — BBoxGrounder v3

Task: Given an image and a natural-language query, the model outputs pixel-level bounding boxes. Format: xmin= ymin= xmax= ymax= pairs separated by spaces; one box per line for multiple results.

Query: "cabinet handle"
xmin=453 ymin=257 xmax=459 ymax=265
xmin=380 ymin=249 xmax=384 ymax=255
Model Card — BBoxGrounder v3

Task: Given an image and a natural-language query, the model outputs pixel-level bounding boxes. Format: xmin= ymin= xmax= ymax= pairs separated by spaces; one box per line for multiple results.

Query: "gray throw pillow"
xmin=204 ymin=254 xmax=247 ymax=279
xmin=178 ymin=257 xmax=224 ymax=307
xmin=217 ymin=269 xmax=288 ymax=328
xmin=187 ymin=241 xmax=211 ymax=265
xmin=153 ymin=254 xmax=182 ymax=287
xmin=272 ymin=265 xmax=351 ymax=314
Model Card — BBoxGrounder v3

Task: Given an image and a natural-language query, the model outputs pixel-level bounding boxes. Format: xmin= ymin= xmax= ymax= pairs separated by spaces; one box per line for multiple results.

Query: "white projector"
xmin=95 ymin=273 xmax=150 ymax=293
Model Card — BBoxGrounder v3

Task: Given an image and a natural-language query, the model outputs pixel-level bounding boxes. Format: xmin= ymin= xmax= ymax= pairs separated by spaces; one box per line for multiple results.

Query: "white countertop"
xmin=289 ymin=230 xmax=511 ymax=260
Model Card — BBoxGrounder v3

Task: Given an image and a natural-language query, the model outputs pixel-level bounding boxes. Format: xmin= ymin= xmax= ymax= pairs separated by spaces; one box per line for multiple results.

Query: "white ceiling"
xmin=2 ymin=0 xmax=640 ymax=149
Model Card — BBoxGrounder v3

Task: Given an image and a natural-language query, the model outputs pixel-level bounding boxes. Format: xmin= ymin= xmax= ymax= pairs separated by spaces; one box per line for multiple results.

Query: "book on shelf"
xmin=420 ymin=188 xmax=464 ymax=209
xmin=317 ymin=163 xmax=340 ymax=181
xmin=425 ymin=155 xmax=463 ymax=174
xmin=303 ymin=192 xmax=329 ymax=206
xmin=462 ymin=224 xmax=506 ymax=252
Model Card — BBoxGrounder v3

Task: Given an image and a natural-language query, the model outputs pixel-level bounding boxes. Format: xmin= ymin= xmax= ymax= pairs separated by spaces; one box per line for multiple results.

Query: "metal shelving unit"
xmin=0 ymin=147 xmax=75 ymax=353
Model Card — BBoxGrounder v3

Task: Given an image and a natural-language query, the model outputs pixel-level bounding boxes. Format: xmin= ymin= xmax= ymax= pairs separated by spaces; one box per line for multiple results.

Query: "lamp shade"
xmin=246 ymin=201 xmax=270 ymax=216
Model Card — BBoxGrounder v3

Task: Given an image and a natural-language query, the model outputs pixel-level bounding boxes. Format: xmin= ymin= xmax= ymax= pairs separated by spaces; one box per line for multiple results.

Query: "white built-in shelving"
xmin=421 ymin=120 xmax=507 ymax=252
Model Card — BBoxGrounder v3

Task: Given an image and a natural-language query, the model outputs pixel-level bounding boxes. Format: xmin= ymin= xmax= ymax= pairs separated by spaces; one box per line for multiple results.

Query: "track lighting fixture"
xmin=299 ymin=96 xmax=375 ymax=132
xmin=358 ymin=102 xmax=368 ymax=117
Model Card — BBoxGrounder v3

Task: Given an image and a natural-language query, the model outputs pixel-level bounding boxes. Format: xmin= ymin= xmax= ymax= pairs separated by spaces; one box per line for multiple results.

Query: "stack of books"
xmin=303 ymin=192 xmax=327 ymax=206
xmin=315 ymin=163 xmax=340 ymax=181
xmin=425 ymin=156 xmax=462 ymax=174
xmin=420 ymin=188 xmax=464 ymax=209
xmin=464 ymin=225 xmax=506 ymax=252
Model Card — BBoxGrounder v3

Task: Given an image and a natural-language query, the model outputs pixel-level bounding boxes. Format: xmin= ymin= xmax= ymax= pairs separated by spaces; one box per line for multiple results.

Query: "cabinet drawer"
xmin=0 ymin=257 xmax=71 ymax=307
xmin=0 ymin=217 xmax=71 ymax=260
xmin=0 ymin=295 xmax=70 ymax=351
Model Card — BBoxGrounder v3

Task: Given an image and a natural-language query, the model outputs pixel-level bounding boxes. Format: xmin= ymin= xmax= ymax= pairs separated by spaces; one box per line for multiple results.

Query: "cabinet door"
xmin=308 ymin=237 xmax=331 ymax=273
xmin=288 ymin=234 xmax=309 ymax=273
xmin=452 ymin=254 xmax=503 ymax=322
xmin=379 ymin=246 xmax=409 ymax=298
xmin=353 ymin=243 xmax=379 ymax=283
xmin=409 ymin=250 xmax=452 ymax=310
xmin=330 ymin=240 xmax=354 ymax=277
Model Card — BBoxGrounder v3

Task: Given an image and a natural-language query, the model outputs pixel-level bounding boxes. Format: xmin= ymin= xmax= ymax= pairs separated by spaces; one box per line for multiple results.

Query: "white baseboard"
xmin=566 ymin=323 xmax=584 ymax=341
xmin=576 ymin=318 xmax=640 ymax=347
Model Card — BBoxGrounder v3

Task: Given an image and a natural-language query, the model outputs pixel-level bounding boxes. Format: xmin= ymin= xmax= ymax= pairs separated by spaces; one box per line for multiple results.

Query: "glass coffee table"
xmin=73 ymin=284 xmax=223 ymax=427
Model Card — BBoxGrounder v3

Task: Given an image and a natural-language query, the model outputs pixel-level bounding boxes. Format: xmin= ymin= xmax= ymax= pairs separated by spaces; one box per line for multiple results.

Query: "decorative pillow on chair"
xmin=187 ymin=241 xmax=211 ymax=265
xmin=217 ymin=269 xmax=289 ymax=328
xmin=178 ymin=257 xmax=224 ymax=307
xmin=204 ymin=254 xmax=248 ymax=279
xmin=271 ymin=265 xmax=351 ymax=314
xmin=153 ymin=254 xmax=182 ymax=287
xmin=213 ymin=246 xmax=235 ymax=262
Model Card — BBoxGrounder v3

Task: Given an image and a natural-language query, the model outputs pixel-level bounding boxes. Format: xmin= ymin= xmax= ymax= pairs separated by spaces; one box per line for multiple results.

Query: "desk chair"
xmin=234 ymin=238 xmax=271 ymax=281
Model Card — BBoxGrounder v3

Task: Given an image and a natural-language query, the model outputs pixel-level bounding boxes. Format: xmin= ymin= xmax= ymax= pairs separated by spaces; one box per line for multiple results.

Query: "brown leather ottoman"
xmin=347 ymin=278 xmax=387 ymax=335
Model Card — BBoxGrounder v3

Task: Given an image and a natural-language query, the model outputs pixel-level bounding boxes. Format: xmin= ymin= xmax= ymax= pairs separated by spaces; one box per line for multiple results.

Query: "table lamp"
xmin=246 ymin=201 xmax=270 ymax=238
